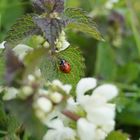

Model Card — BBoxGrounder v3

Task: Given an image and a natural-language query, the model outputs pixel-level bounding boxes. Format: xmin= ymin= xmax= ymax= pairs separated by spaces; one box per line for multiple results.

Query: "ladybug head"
xmin=60 ymin=59 xmax=66 ymax=65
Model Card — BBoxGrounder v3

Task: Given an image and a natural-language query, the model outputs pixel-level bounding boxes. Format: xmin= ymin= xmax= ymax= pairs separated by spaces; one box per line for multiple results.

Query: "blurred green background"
xmin=1 ymin=0 xmax=140 ymax=139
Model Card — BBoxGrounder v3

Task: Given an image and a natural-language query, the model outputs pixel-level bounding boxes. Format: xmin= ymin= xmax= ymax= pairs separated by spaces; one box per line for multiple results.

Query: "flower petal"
xmin=47 ymin=118 xmax=64 ymax=129
xmin=52 ymin=80 xmax=72 ymax=94
xmin=102 ymin=120 xmax=115 ymax=133
xmin=92 ymin=84 xmax=118 ymax=101
xmin=87 ymin=104 xmax=116 ymax=126
xmin=3 ymin=87 xmax=19 ymax=100
xmin=0 ymin=41 xmax=6 ymax=49
xmin=44 ymin=119 xmax=76 ymax=140
xmin=13 ymin=44 xmax=33 ymax=60
xmin=95 ymin=128 xmax=107 ymax=140
xmin=77 ymin=118 xmax=96 ymax=140
xmin=35 ymin=97 xmax=53 ymax=113
xmin=76 ymin=78 xmax=97 ymax=102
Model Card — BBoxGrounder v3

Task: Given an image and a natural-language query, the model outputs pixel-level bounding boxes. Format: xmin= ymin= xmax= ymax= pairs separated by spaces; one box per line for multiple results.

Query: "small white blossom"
xmin=52 ymin=80 xmax=72 ymax=94
xmin=13 ymin=44 xmax=33 ymax=60
xmin=3 ymin=87 xmax=19 ymax=100
xmin=105 ymin=0 xmax=119 ymax=9
xmin=28 ymin=74 xmax=36 ymax=83
xmin=0 ymin=41 xmax=6 ymax=49
xmin=38 ymin=89 xmax=49 ymax=95
xmin=19 ymin=86 xmax=33 ymax=99
xmin=50 ymin=92 xmax=63 ymax=104
xmin=55 ymin=31 xmax=70 ymax=52
xmin=36 ymin=35 xmax=45 ymax=44
xmin=34 ymin=97 xmax=53 ymax=113
xmin=43 ymin=119 xmax=76 ymax=140
xmin=43 ymin=41 xmax=50 ymax=48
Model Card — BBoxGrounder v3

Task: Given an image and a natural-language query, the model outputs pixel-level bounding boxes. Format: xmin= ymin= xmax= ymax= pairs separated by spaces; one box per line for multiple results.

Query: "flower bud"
xmin=50 ymin=92 xmax=63 ymax=104
xmin=35 ymin=97 xmax=53 ymax=113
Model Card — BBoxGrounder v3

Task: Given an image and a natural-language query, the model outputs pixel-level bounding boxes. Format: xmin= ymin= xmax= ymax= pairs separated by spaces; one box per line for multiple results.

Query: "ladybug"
xmin=59 ymin=59 xmax=71 ymax=73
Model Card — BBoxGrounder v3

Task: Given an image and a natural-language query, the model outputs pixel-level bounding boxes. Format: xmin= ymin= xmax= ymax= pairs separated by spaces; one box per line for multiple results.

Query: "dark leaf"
xmin=33 ymin=17 xmax=64 ymax=49
xmin=33 ymin=0 xmax=64 ymax=14
xmin=5 ymin=48 xmax=24 ymax=86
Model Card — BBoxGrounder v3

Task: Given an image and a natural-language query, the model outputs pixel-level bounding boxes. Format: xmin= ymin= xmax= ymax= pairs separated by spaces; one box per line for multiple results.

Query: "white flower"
xmin=0 ymin=41 xmax=6 ymax=49
xmin=52 ymin=80 xmax=72 ymax=94
xmin=34 ymin=97 xmax=53 ymax=113
xmin=33 ymin=97 xmax=53 ymax=120
xmin=3 ymin=87 xmax=19 ymax=100
xmin=77 ymin=118 xmax=96 ymax=140
xmin=75 ymin=78 xmax=118 ymax=140
xmin=43 ymin=119 xmax=76 ymax=140
xmin=13 ymin=44 xmax=33 ymax=60
xmin=50 ymin=92 xmax=63 ymax=104
xmin=105 ymin=0 xmax=119 ymax=9
xmin=55 ymin=31 xmax=70 ymax=52
xmin=19 ymin=86 xmax=33 ymax=99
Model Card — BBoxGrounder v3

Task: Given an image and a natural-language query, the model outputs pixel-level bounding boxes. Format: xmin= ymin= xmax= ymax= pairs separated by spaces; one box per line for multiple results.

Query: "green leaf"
xmin=5 ymin=14 xmax=38 ymax=47
xmin=23 ymin=47 xmax=49 ymax=79
xmin=63 ymin=8 xmax=104 ymax=41
xmin=6 ymin=115 xmax=20 ymax=140
xmin=106 ymin=131 xmax=129 ymax=140
xmin=0 ymin=102 xmax=20 ymax=139
xmin=95 ymin=42 xmax=117 ymax=80
xmin=0 ymin=101 xmax=7 ymax=131
xmin=116 ymin=62 xmax=140 ymax=83
xmin=117 ymin=100 xmax=140 ymax=126
xmin=0 ymin=0 xmax=24 ymax=41
xmin=40 ymin=46 xmax=85 ymax=93
xmin=5 ymin=99 xmax=46 ymax=140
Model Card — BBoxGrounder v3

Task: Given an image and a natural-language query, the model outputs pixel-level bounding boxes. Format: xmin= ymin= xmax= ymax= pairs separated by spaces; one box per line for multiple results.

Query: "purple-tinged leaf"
xmin=33 ymin=0 xmax=64 ymax=14
xmin=33 ymin=16 xmax=64 ymax=50
xmin=5 ymin=48 xmax=24 ymax=86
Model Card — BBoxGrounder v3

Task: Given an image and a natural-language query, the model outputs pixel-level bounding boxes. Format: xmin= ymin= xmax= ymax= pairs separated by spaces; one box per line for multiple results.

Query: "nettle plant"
xmin=0 ymin=0 xmax=129 ymax=140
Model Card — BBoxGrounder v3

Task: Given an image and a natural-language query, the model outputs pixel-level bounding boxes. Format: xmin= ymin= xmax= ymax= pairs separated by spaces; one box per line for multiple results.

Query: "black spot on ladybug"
xmin=59 ymin=59 xmax=71 ymax=73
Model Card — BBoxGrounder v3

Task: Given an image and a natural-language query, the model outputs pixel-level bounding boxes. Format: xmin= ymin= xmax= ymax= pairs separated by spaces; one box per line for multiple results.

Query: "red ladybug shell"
xmin=59 ymin=60 xmax=71 ymax=73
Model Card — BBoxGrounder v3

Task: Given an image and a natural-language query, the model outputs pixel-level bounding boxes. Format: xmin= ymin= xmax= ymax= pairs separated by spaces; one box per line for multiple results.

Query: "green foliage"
xmin=24 ymin=47 xmax=49 ymax=74
xmin=40 ymin=46 xmax=85 ymax=93
xmin=5 ymin=14 xmax=38 ymax=47
xmin=2 ymin=0 xmax=140 ymax=139
xmin=64 ymin=8 xmax=104 ymax=41
xmin=106 ymin=131 xmax=129 ymax=140
xmin=0 ymin=0 xmax=26 ymax=41
xmin=95 ymin=42 xmax=117 ymax=80
xmin=117 ymin=99 xmax=140 ymax=126
xmin=5 ymin=99 xmax=46 ymax=140
xmin=0 ymin=102 xmax=21 ymax=139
